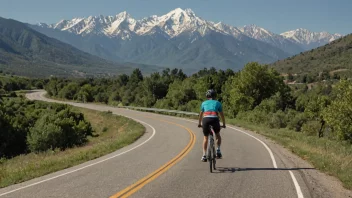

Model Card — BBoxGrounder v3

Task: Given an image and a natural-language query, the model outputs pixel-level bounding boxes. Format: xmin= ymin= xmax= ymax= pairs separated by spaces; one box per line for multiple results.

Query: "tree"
xmin=161 ymin=78 xmax=197 ymax=109
xmin=322 ymin=80 xmax=352 ymax=142
xmin=76 ymin=84 xmax=94 ymax=103
xmin=129 ymin=69 xmax=143 ymax=85
xmin=58 ymin=82 xmax=80 ymax=100
xmin=116 ymin=74 xmax=129 ymax=86
xmin=45 ymin=78 xmax=59 ymax=96
xmin=304 ymin=95 xmax=330 ymax=137
xmin=222 ymin=62 xmax=291 ymax=117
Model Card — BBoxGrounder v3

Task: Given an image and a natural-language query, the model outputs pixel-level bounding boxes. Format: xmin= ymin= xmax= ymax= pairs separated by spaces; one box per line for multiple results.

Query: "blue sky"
xmin=1 ymin=0 xmax=351 ymax=34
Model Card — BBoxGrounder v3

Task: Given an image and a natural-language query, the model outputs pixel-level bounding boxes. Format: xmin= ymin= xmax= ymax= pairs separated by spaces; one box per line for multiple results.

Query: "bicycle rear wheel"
xmin=208 ymin=136 xmax=213 ymax=173
xmin=212 ymin=146 xmax=216 ymax=170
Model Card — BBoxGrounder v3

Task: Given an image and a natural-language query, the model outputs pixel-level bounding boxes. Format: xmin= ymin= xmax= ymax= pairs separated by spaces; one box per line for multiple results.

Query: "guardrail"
xmin=122 ymin=106 xmax=199 ymax=116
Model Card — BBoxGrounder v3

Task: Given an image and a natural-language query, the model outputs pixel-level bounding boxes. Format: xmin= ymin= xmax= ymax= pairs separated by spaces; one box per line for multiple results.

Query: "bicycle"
xmin=207 ymin=125 xmax=225 ymax=173
xmin=208 ymin=125 xmax=217 ymax=173
xmin=198 ymin=124 xmax=225 ymax=173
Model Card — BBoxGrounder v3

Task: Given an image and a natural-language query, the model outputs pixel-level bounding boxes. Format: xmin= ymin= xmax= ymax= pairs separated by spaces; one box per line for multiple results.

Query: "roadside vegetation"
xmin=0 ymin=78 xmax=144 ymax=187
xmin=46 ymin=63 xmax=352 ymax=189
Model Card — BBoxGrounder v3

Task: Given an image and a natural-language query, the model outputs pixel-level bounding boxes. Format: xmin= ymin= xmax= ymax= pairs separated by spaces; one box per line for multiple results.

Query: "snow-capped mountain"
xmin=31 ymin=8 xmax=343 ymax=71
xmin=239 ymin=24 xmax=304 ymax=54
xmin=281 ymin=28 xmax=343 ymax=50
xmin=40 ymin=8 xmax=225 ymax=40
xmin=134 ymin=8 xmax=223 ymax=37
xmin=37 ymin=8 xmax=342 ymax=51
xmin=40 ymin=12 xmax=137 ymax=39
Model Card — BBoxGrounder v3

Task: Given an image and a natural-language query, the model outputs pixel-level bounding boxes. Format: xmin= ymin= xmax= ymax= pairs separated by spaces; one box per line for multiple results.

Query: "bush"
xmin=94 ymin=93 xmax=109 ymax=104
xmin=0 ymin=109 xmax=26 ymax=158
xmin=287 ymin=112 xmax=308 ymax=132
xmin=302 ymin=121 xmax=321 ymax=136
xmin=322 ymin=80 xmax=352 ymax=142
xmin=268 ymin=110 xmax=287 ymax=129
xmin=185 ymin=100 xmax=202 ymax=113
xmin=27 ymin=108 xmax=93 ymax=152
xmin=27 ymin=120 xmax=63 ymax=152
xmin=237 ymin=110 xmax=268 ymax=124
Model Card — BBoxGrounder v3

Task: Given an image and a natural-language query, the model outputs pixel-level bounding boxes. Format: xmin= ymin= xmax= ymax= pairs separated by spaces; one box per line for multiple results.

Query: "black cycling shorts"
xmin=202 ymin=117 xmax=221 ymax=136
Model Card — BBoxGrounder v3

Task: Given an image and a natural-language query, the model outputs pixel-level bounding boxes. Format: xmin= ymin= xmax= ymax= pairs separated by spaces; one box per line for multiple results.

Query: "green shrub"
xmin=268 ymin=110 xmax=287 ymax=129
xmin=237 ymin=110 xmax=268 ymax=124
xmin=302 ymin=121 xmax=321 ymax=136
xmin=185 ymin=100 xmax=201 ymax=113
xmin=27 ymin=108 xmax=93 ymax=152
xmin=27 ymin=120 xmax=63 ymax=152
xmin=287 ymin=112 xmax=308 ymax=132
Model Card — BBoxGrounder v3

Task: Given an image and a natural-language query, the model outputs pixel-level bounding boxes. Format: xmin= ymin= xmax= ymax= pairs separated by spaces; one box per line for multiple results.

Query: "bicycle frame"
xmin=207 ymin=126 xmax=216 ymax=172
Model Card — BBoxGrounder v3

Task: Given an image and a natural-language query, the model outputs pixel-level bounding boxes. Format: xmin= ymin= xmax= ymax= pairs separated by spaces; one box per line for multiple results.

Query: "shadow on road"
xmin=215 ymin=167 xmax=315 ymax=173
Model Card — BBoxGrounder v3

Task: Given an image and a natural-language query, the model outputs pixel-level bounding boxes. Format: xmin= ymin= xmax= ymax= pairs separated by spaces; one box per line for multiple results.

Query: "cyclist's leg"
xmin=201 ymin=118 xmax=210 ymax=161
xmin=213 ymin=118 xmax=222 ymax=157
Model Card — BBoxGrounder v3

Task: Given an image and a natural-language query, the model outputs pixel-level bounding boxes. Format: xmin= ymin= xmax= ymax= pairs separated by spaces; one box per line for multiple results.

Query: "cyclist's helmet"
xmin=206 ymin=89 xmax=216 ymax=98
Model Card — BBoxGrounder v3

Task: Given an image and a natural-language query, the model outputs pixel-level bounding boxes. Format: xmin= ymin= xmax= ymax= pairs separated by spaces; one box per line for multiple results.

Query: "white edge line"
xmin=227 ymin=126 xmax=277 ymax=168
xmin=289 ymin=171 xmax=304 ymax=198
xmin=158 ymin=115 xmax=304 ymax=198
xmin=0 ymin=114 xmax=156 ymax=197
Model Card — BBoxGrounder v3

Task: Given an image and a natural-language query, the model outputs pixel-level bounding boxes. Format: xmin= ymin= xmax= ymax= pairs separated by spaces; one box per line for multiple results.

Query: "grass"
xmin=228 ymin=119 xmax=352 ymax=190
xmin=0 ymin=107 xmax=145 ymax=188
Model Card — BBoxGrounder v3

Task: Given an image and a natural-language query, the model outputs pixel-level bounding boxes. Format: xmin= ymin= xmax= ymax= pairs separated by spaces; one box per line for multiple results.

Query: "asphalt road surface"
xmin=0 ymin=90 xmax=348 ymax=198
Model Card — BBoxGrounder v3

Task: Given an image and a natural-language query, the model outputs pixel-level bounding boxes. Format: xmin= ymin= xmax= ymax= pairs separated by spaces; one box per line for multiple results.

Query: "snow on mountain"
xmin=43 ymin=12 xmax=137 ymax=39
xmin=238 ymin=24 xmax=304 ymax=54
xmin=281 ymin=28 xmax=343 ymax=49
xmin=214 ymin=22 xmax=243 ymax=38
xmin=36 ymin=8 xmax=342 ymax=52
xmin=239 ymin=24 xmax=277 ymax=40
xmin=40 ymin=8 xmax=234 ymax=40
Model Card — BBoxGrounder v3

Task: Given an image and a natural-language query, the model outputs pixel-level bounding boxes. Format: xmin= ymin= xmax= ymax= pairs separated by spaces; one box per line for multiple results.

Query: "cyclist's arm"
xmin=220 ymin=111 xmax=226 ymax=127
xmin=198 ymin=111 xmax=203 ymax=126
xmin=218 ymin=102 xmax=226 ymax=127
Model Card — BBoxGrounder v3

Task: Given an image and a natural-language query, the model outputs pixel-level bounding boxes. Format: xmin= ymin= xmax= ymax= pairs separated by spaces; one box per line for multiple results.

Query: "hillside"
xmin=0 ymin=17 xmax=161 ymax=77
xmin=271 ymin=33 xmax=352 ymax=77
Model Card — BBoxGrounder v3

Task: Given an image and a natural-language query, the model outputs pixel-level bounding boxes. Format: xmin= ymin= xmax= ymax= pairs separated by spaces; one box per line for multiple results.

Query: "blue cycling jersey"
xmin=200 ymin=99 xmax=223 ymax=118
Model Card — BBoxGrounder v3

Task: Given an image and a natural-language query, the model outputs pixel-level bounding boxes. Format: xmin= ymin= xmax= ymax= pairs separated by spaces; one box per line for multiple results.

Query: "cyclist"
xmin=198 ymin=89 xmax=226 ymax=162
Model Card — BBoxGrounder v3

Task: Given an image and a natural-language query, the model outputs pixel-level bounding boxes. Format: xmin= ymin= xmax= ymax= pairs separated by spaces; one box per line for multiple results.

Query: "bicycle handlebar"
xmin=197 ymin=125 xmax=226 ymax=128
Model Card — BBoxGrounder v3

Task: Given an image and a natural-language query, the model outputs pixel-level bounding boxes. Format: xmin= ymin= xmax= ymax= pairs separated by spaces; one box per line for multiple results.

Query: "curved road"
xmin=0 ymin=91 xmax=344 ymax=198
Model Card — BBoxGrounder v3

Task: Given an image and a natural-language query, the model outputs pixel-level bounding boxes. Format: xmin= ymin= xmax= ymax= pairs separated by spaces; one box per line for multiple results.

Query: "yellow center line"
xmin=109 ymin=118 xmax=196 ymax=198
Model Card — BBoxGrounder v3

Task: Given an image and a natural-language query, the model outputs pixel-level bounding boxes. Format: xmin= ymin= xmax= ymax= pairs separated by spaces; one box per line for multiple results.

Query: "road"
xmin=0 ymin=90 xmax=346 ymax=198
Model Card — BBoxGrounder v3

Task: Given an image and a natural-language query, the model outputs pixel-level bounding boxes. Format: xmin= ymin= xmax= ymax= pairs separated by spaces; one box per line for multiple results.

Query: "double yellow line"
xmin=110 ymin=119 xmax=196 ymax=198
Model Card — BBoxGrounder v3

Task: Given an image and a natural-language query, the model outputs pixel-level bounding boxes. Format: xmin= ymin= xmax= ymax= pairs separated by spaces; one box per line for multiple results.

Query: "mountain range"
xmin=0 ymin=17 xmax=162 ymax=77
xmin=31 ymin=8 xmax=343 ymax=72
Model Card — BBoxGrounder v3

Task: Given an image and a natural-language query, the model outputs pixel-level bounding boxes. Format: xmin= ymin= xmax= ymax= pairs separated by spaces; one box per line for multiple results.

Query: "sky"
xmin=1 ymin=0 xmax=351 ymax=35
